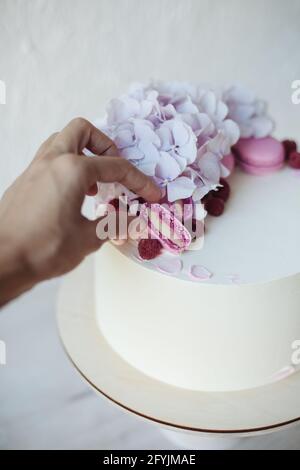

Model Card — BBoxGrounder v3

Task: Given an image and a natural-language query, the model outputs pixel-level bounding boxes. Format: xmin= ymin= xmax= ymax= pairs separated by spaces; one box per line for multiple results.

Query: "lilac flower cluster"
xmin=99 ymin=81 xmax=240 ymax=203
xmin=222 ymin=84 xmax=274 ymax=139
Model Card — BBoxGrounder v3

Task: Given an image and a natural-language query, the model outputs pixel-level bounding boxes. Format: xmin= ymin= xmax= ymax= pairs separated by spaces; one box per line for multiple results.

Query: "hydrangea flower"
xmin=97 ymin=81 xmax=240 ymax=204
xmin=222 ymin=84 xmax=274 ymax=138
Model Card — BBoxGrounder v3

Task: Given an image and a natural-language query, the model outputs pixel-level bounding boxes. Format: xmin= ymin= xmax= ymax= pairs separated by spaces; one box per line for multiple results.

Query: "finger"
xmin=53 ymin=118 xmax=118 ymax=156
xmin=79 ymin=217 xmax=104 ymax=254
xmin=34 ymin=132 xmax=59 ymax=161
xmin=82 ymin=156 xmax=162 ymax=202
xmin=79 ymin=213 xmax=137 ymax=254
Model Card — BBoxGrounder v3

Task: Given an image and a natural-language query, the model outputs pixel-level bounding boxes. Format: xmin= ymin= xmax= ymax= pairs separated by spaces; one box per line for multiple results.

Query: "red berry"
xmin=191 ymin=218 xmax=205 ymax=239
xmin=108 ymin=198 xmax=129 ymax=212
xmin=205 ymin=197 xmax=225 ymax=216
xmin=288 ymin=151 xmax=300 ymax=169
xmin=108 ymin=198 xmax=120 ymax=210
xmin=132 ymin=197 xmax=146 ymax=216
xmin=214 ymin=178 xmax=230 ymax=202
xmin=138 ymin=239 xmax=162 ymax=260
xmin=282 ymin=140 xmax=297 ymax=160
xmin=87 ymin=183 xmax=98 ymax=196
xmin=202 ymin=192 xmax=212 ymax=204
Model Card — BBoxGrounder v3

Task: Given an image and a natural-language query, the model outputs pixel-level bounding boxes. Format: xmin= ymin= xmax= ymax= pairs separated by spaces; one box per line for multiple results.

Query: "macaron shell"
xmin=238 ymin=159 xmax=284 ymax=176
xmin=233 ymin=137 xmax=285 ymax=174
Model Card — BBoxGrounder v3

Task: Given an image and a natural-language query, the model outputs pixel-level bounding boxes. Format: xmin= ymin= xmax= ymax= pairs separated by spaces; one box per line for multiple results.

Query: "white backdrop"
xmin=0 ymin=0 xmax=300 ymax=194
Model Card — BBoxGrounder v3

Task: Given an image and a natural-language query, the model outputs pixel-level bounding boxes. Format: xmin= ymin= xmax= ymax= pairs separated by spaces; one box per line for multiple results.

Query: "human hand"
xmin=0 ymin=118 xmax=161 ymax=305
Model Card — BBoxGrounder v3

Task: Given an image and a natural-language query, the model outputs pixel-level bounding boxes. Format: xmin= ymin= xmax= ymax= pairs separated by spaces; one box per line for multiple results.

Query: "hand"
xmin=0 ymin=118 xmax=161 ymax=306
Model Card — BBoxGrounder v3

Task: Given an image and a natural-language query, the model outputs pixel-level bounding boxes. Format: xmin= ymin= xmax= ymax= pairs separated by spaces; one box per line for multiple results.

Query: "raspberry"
xmin=205 ymin=197 xmax=225 ymax=216
xmin=135 ymin=197 xmax=146 ymax=216
xmin=202 ymin=192 xmax=212 ymax=204
xmin=108 ymin=198 xmax=129 ymax=212
xmin=108 ymin=198 xmax=120 ymax=210
xmin=214 ymin=178 xmax=230 ymax=202
xmin=138 ymin=239 xmax=162 ymax=260
xmin=282 ymin=140 xmax=297 ymax=160
xmin=288 ymin=151 xmax=300 ymax=169
xmin=87 ymin=183 xmax=98 ymax=196
xmin=191 ymin=218 xmax=205 ymax=239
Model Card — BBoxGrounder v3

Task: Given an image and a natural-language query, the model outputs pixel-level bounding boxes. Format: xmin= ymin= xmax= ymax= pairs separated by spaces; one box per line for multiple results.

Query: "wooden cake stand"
xmin=57 ymin=256 xmax=300 ymax=449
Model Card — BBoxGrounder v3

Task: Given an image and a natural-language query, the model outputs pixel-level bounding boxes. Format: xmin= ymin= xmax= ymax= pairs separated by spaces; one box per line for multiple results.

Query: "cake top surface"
xmin=93 ymin=81 xmax=300 ymax=285
xmin=113 ymin=166 xmax=300 ymax=285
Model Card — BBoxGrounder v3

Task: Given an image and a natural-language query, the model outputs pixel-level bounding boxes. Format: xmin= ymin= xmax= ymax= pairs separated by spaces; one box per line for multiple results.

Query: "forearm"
xmin=0 ymin=231 xmax=37 ymax=307
xmin=0 ymin=119 xmax=160 ymax=308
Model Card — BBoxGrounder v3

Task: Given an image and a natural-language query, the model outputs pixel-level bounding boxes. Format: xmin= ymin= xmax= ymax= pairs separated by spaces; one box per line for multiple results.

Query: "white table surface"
xmin=0 ymin=278 xmax=177 ymax=450
xmin=0 ymin=274 xmax=300 ymax=449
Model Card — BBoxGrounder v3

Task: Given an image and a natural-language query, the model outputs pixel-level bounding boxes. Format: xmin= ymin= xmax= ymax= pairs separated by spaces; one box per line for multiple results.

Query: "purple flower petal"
xmin=155 ymin=151 xmax=181 ymax=180
xmin=138 ymin=140 xmax=160 ymax=163
xmin=167 ymin=176 xmax=196 ymax=202
xmin=198 ymin=152 xmax=221 ymax=183
xmin=156 ymin=125 xmax=173 ymax=150
xmin=121 ymin=145 xmax=144 ymax=160
xmin=114 ymin=129 xmax=134 ymax=149
xmin=172 ymin=120 xmax=190 ymax=146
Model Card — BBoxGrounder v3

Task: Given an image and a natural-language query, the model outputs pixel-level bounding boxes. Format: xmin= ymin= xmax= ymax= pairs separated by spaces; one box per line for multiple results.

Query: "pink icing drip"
xmin=270 ymin=365 xmax=295 ymax=382
xmin=189 ymin=264 xmax=212 ymax=281
xmin=156 ymin=258 xmax=183 ymax=275
xmin=227 ymin=274 xmax=240 ymax=284
xmin=292 ymin=169 xmax=300 ymax=178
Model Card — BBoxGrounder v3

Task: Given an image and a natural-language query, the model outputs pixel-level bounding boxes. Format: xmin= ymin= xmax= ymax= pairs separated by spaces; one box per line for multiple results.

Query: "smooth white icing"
xmin=114 ymin=166 xmax=300 ymax=285
xmin=94 ymin=166 xmax=300 ymax=392
xmin=95 ymin=243 xmax=300 ymax=391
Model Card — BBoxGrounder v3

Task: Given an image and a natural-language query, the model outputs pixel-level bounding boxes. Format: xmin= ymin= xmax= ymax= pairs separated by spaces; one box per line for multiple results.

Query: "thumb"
xmin=78 ymin=217 xmax=105 ymax=255
xmin=79 ymin=208 xmax=137 ymax=255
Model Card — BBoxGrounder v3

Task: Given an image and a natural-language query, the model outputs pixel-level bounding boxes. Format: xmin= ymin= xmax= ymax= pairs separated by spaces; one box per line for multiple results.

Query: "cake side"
xmin=95 ymin=243 xmax=300 ymax=392
xmin=93 ymin=81 xmax=300 ymax=393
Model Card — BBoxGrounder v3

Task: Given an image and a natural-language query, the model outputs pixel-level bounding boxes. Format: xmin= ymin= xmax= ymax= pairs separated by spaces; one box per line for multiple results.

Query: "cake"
xmin=94 ymin=82 xmax=300 ymax=392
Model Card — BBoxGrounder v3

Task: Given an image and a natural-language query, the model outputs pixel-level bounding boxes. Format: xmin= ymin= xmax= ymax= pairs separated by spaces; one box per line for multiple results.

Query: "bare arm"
xmin=0 ymin=118 xmax=161 ymax=307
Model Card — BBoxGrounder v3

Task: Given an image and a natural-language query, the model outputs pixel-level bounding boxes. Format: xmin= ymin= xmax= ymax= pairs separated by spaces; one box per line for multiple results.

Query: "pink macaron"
xmin=233 ymin=137 xmax=285 ymax=175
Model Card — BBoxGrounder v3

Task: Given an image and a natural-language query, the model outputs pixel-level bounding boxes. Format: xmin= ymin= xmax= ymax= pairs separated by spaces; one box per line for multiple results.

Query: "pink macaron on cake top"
xmin=94 ymin=81 xmax=298 ymax=261
xmin=233 ymin=136 xmax=285 ymax=176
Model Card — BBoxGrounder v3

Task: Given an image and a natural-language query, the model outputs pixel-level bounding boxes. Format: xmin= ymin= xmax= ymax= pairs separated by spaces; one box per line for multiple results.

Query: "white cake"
xmin=95 ymin=167 xmax=300 ymax=392
xmin=93 ymin=81 xmax=300 ymax=392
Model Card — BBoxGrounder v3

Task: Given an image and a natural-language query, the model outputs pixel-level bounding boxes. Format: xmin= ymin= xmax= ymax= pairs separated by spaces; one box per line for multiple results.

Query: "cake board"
xmin=57 ymin=255 xmax=300 ymax=449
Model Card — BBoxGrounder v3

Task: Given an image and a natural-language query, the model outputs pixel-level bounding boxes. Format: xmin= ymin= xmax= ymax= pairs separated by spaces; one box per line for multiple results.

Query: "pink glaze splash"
xmin=156 ymin=258 xmax=183 ymax=275
xmin=292 ymin=169 xmax=300 ymax=178
xmin=270 ymin=365 xmax=295 ymax=382
xmin=189 ymin=264 xmax=212 ymax=281
xmin=227 ymin=274 xmax=240 ymax=284
xmin=139 ymin=203 xmax=192 ymax=254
